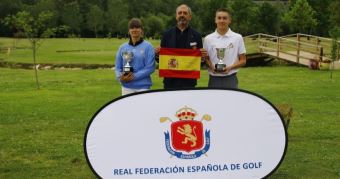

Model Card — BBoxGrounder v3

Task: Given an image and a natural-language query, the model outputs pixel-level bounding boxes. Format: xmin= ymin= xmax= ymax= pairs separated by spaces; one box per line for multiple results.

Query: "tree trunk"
xmin=32 ymin=40 xmax=40 ymax=89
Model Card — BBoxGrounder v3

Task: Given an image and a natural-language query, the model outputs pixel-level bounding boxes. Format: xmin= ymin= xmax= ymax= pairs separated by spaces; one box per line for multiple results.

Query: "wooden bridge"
xmin=244 ymin=33 xmax=340 ymax=69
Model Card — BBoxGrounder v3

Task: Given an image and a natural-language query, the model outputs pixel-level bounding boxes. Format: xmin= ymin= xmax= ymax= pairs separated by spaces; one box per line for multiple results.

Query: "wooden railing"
xmin=244 ymin=33 xmax=340 ymax=63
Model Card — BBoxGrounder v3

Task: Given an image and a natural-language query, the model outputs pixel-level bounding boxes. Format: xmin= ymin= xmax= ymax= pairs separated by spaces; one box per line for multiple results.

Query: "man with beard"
xmin=156 ymin=4 xmax=207 ymax=89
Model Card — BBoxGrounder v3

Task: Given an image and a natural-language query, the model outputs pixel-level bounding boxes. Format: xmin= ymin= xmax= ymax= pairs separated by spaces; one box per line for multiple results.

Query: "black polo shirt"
xmin=175 ymin=27 xmax=190 ymax=48
xmin=160 ymin=26 xmax=203 ymax=89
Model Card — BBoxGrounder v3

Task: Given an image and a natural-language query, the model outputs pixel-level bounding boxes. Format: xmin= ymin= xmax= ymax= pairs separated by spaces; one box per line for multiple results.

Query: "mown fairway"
xmin=0 ymin=66 xmax=339 ymax=178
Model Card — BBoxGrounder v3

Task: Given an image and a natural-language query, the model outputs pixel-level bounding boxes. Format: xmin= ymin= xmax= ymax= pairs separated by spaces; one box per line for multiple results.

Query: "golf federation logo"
xmin=160 ymin=106 xmax=211 ymax=159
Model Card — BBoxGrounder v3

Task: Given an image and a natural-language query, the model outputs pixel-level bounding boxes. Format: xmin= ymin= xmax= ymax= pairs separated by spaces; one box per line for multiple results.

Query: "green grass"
xmin=1 ymin=67 xmax=339 ymax=178
xmin=0 ymin=38 xmax=160 ymax=64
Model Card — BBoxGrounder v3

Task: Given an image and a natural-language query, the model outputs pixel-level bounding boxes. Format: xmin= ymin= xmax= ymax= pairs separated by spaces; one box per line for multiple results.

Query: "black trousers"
xmin=163 ymin=78 xmax=197 ymax=89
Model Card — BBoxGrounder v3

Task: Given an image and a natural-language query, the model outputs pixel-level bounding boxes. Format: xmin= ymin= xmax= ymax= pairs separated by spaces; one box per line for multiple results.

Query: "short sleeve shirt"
xmin=203 ymin=28 xmax=246 ymax=76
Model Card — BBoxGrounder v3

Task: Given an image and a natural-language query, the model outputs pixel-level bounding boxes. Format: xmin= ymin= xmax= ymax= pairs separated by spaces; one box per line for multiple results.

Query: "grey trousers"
xmin=208 ymin=73 xmax=238 ymax=89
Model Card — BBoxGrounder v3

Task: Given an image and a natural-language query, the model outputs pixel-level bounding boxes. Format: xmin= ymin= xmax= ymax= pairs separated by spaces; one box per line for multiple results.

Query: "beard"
xmin=177 ymin=16 xmax=188 ymax=26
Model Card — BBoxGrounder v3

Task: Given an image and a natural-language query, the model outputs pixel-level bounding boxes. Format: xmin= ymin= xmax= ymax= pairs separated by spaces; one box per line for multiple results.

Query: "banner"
xmin=84 ymin=89 xmax=287 ymax=179
xmin=159 ymin=48 xmax=201 ymax=79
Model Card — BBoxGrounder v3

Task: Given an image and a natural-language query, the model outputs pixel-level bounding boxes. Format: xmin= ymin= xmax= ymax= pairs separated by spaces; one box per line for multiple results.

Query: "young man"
xmin=203 ymin=8 xmax=246 ymax=89
xmin=155 ymin=4 xmax=207 ymax=89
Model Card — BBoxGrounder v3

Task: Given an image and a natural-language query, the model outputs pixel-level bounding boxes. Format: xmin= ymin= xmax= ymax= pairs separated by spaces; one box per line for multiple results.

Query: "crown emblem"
xmin=176 ymin=106 xmax=197 ymax=120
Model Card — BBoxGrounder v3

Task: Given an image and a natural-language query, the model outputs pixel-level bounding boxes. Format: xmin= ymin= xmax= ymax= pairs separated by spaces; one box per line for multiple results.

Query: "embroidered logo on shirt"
xmin=227 ymin=43 xmax=234 ymax=49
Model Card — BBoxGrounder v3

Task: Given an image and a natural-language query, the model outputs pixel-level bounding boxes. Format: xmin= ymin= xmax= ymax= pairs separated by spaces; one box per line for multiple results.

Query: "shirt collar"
xmin=214 ymin=28 xmax=233 ymax=38
xmin=176 ymin=26 xmax=190 ymax=33
xmin=129 ymin=37 xmax=144 ymax=46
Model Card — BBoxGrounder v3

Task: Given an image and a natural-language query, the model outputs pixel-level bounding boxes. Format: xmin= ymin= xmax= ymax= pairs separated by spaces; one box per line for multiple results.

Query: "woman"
xmin=115 ymin=18 xmax=155 ymax=95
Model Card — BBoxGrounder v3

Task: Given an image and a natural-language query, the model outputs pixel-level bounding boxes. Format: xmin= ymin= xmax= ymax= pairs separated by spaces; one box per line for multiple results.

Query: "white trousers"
xmin=121 ymin=87 xmax=149 ymax=96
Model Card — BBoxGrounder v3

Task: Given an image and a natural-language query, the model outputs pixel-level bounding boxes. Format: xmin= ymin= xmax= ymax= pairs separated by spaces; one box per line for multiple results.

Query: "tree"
xmin=126 ymin=0 xmax=156 ymax=18
xmin=143 ymin=15 xmax=165 ymax=39
xmin=105 ymin=0 xmax=128 ymax=37
xmin=59 ymin=1 xmax=82 ymax=36
xmin=117 ymin=19 xmax=129 ymax=38
xmin=328 ymin=1 xmax=340 ymax=29
xmin=282 ymin=0 xmax=317 ymax=33
xmin=329 ymin=27 xmax=340 ymax=79
xmin=257 ymin=2 xmax=281 ymax=35
xmin=308 ymin=0 xmax=332 ymax=36
xmin=87 ymin=5 xmax=104 ymax=38
xmin=4 ymin=11 xmax=56 ymax=89
xmin=230 ymin=0 xmax=258 ymax=35
xmin=200 ymin=0 xmax=229 ymax=35
xmin=24 ymin=0 xmax=56 ymax=17
xmin=0 ymin=0 xmax=23 ymax=36
xmin=190 ymin=11 xmax=203 ymax=34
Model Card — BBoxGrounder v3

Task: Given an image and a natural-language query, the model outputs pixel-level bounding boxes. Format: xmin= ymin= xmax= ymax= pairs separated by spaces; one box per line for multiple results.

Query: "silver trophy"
xmin=122 ymin=51 xmax=134 ymax=74
xmin=215 ymin=48 xmax=226 ymax=72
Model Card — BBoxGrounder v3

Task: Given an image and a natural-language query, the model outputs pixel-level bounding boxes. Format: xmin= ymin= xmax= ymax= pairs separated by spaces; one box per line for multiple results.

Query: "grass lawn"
xmin=0 ymin=67 xmax=339 ymax=178
xmin=0 ymin=38 xmax=160 ymax=64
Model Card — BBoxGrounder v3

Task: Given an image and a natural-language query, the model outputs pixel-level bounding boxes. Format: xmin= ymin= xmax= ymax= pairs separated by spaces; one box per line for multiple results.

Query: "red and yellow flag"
xmin=159 ymin=48 xmax=201 ymax=79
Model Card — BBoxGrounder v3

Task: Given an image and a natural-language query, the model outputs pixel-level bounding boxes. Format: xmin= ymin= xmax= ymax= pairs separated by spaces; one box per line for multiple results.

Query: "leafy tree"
xmin=143 ymin=15 xmax=165 ymax=39
xmin=105 ymin=0 xmax=128 ymax=37
xmin=87 ymin=5 xmax=104 ymax=38
xmin=326 ymin=1 xmax=340 ymax=78
xmin=156 ymin=13 xmax=172 ymax=32
xmin=190 ymin=12 xmax=203 ymax=34
xmin=328 ymin=1 xmax=340 ymax=29
xmin=282 ymin=0 xmax=317 ymax=33
xmin=59 ymin=1 xmax=82 ymax=36
xmin=0 ymin=0 xmax=22 ymax=18
xmin=230 ymin=0 xmax=258 ymax=35
xmin=116 ymin=19 xmax=129 ymax=38
xmin=126 ymin=0 xmax=154 ymax=18
xmin=308 ymin=0 xmax=332 ymax=36
xmin=3 ymin=11 xmax=56 ymax=89
xmin=329 ymin=27 xmax=340 ymax=79
xmin=200 ymin=0 xmax=229 ymax=35
xmin=0 ymin=0 xmax=23 ymax=36
xmin=257 ymin=2 xmax=280 ymax=35
xmin=23 ymin=0 xmax=56 ymax=17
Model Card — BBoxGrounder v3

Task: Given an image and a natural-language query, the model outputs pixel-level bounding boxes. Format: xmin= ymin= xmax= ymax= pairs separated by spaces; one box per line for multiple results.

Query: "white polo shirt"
xmin=203 ymin=28 xmax=246 ymax=76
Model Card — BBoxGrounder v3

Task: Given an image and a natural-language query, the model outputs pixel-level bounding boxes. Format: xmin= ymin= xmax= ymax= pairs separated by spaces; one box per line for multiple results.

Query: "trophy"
xmin=215 ymin=48 xmax=227 ymax=72
xmin=122 ymin=51 xmax=134 ymax=74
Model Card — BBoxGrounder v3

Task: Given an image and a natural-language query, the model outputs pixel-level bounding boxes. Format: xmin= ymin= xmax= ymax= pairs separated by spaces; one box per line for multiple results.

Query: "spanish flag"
xmin=159 ymin=48 xmax=201 ymax=79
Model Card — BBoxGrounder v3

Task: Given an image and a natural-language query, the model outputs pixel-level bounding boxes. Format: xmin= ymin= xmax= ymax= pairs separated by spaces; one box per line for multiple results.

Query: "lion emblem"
xmin=177 ymin=124 xmax=197 ymax=147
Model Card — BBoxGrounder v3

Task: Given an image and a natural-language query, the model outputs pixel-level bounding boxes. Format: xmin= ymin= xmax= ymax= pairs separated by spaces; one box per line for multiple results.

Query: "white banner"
xmin=85 ymin=89 xmax=287 ymax=179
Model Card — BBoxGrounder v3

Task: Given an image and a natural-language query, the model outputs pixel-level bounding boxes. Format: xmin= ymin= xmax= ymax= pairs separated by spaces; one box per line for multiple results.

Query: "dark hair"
xmin=128 ymin=18 xmax=143 ymax=29
xmin=216 ymin=8 xmax=232 ymax=17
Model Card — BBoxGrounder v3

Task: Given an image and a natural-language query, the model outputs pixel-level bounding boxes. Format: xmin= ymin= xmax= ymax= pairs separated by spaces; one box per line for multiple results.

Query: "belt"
xmin=210 ymin=73 xmax=237 ymax=78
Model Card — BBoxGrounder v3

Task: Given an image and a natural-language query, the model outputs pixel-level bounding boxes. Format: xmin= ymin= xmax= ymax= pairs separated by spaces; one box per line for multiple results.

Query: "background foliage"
xmin=0 ymin=0 xmax=339 ymax=38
